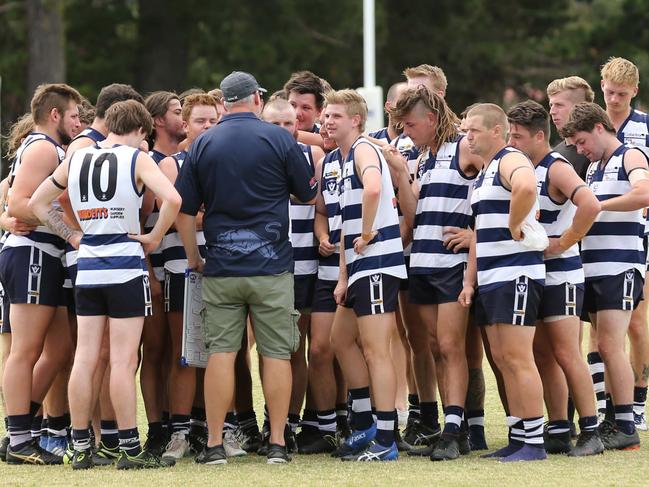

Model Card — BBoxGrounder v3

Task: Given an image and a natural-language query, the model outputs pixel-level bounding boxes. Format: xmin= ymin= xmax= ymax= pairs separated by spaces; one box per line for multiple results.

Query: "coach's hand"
xmin=129 ymin=233 xmax=162 ymax=256
xmin=443 ymin=227 xmax=472 ymax=253
xmin=458 ymin=284 xmax=474 ymax=308
xmin=333 ymin=278 xmax=348 ymax=305
xmin=319 ymin=237 xmax=336 ymax=257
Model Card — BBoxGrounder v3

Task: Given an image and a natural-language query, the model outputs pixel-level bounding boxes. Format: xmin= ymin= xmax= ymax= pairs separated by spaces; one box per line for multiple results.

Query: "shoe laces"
xmin=166 ymin=432 xmax=187 ymax=450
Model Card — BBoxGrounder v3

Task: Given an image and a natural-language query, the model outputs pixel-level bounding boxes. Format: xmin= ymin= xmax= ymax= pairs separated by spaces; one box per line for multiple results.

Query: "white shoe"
xmin=635 ymin=412 xmax=648 ymax=431
xmin=223 ymin=430 xmax=247 ymax=457
xmin=162 ymin=432 xmax=190 ymax=460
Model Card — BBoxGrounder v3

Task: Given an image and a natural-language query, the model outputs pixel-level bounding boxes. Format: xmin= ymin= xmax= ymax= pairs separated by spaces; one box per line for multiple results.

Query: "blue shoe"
xmin=39 ymin=435 xmax=50 ymax=451
xmin=46 ymin=435 xmax=68 ymax=457
xmin=481 ymin=441 xmax=523 ymax=458
xmin=341 ymin=423 xmax=376 ymax=455
xmin=342 ymin=441 xmax=398 ymax=461
xmin=500 ymin=444 xmax=547 ymax=462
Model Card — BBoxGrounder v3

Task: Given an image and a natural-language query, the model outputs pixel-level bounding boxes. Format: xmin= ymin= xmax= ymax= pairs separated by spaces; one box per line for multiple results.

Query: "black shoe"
xmin=6 ymin=439 xmax=62 ymax=465
xmin=407 ymin=443 xmax=435 ymax=457
xmin=143 ymin=433 xmax=166 ymax=458
xmin=430 ymin=432 xmax=460 ymax=461
xmin=600 ymin=425 xmax=640 ymax=451
xmin=92 ymin=442 xmax=120 ymax=466
xmin=403 ymin=421 xmax=441 ymax=447
xmin=236 ymin=424 xmax=260 ymax=453
xmin=188 ymin=425 xmax=208 ymax=455
xmin=458 ymin=429 xmax=471 ymax=455
xmin=0 ymin=436 xmax=8 ymax=462
xmin=257 ymin=424 xmax=271 ymax=456
xmin=267 ymin=443 xmax=291 ymax=464
xmin=297 ymin=432 xmax=337 ymax=454
xmin=71 ymin=449 xmax=94 ymax=470
xmin=394 ymin=428 xmax=411 ymax=452
xmin=195 ymin=444 xmax=227 ymax=465
xmin=116 ymin=449 xmax=169 ymax=469
xmin=469 ymin=427 xmax=488 ymax=451
xmin=569 ymin=422 xmax=578 ymax=439
xmin=284 ymin=426 xmax=297 ymax=454
xmin=544 ymin=432 xmax=572 ymax=454
xmin=568 ymin=429 xmax=605 ymax=457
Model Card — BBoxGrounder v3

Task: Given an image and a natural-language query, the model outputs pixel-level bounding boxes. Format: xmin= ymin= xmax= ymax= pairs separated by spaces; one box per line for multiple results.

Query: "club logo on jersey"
xmin=30 ymin=264 xmax=41 ymax=275
xmin=516 ymin=282 xmax=527 ymax=293
xmin=327 ymin=179 xmax=338 ymax=195
xmin=77 ymin=207 xmax=109 ymax=221
xmin=625 ymin=270 xmax=635 ymax=281
xmin=370 ymin=274 xmax=381 ymax=283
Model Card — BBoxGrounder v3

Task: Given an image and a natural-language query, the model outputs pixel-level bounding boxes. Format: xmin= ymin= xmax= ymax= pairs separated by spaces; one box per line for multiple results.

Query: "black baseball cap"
xmin=220 ymin=71 xmax=267 ymax=102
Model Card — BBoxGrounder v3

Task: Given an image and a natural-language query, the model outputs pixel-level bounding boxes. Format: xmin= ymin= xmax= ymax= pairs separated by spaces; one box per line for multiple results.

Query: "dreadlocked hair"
xmin=388 ymin=86 xmax=459 ymax=155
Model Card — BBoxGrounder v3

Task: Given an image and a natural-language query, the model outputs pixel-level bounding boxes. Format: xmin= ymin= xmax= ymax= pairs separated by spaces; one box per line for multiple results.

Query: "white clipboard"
xmin=181 ymin=269 xmax=209 ymax=368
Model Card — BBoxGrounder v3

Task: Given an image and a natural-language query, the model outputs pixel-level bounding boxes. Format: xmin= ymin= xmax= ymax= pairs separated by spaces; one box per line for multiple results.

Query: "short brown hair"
xmin=559 ymin=102 xmax=616 ymax=138
xmin=207 ymin=88 xmax=223 ymax=102
xmin=388 ymin=86 xmax=459 ymax=154
xmin=284 ymin=71 xmax=326 ymax=109
xmin=144 ymin=91 xmax=179 ymax=120
xmin=601 ymin=57 xmax=639 ymax=87
xmin=95 ymin=83 xmax=144 ymax=118
xmin=181 ymin=94 xmax=219 ymax=122
xmin=105 ymin=100 xmax=153 ymax=136
xmin=31 ymin=83 xmax=83 ymax=125
xmin=507 ymin=100 xmax=550 ymax=138
xmin=403 ymin=64 xmax=448 ymax=94
xmin=467 ymin=103 xmax=508 ymax=139
xmin=546 ymin=76 xmax=594 ymax=102
xmin=78 ymin=98 xmax=96 ymax=125
xmin=324 ymin=89 xmax=368 ymax=132
xmin=179 ymin=88 xmax=206 ymax=105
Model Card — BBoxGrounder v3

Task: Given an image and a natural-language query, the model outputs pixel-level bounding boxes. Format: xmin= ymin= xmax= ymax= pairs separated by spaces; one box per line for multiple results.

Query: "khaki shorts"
xmin=202 ymin=272 xmax=300 ymax=359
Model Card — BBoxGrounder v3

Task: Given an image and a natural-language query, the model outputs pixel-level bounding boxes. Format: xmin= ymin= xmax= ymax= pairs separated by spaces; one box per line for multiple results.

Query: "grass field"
xmin=1 ymin=348 xmax=648 ymax=486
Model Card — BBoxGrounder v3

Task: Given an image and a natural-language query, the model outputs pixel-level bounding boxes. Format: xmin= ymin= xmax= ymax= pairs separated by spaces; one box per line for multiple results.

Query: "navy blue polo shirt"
xmin=176 ymin=111 xmax=317 ymax=277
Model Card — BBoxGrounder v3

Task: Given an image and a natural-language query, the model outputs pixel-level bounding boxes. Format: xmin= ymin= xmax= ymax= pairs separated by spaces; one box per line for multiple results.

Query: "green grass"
xmin=1 ymin=349 xmax=649 ymax=486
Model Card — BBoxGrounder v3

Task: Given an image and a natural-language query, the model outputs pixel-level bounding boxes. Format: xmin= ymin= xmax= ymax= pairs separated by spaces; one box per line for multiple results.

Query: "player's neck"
xmin=337 ymin=131 xmax=362 ymax=159
xmin=600 ymin=137 xmax=623 ymax=166
xmin=531 ymin=144 xmax=552 ymax=166
xmin=91 ymin=119 xmax=108 ymax=137
xmin=104 ymin=132 xmax=139 ymax=148
xmin=484 ymin=142 xmax=507 ymax=164
xmin=607 ymin=105 xmax=632 ymax=131
xmin=387 ymin=122 xmax=399 ymax=141
xmin=153 ymin=132 xmax=179 ymax=157
xmin=33 ymin=123 xmax=62 ymax=145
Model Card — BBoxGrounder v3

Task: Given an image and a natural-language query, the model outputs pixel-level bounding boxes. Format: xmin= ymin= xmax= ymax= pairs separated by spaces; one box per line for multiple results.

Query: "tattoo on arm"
xmin=44 ymin=207 xmax=74 ymax=242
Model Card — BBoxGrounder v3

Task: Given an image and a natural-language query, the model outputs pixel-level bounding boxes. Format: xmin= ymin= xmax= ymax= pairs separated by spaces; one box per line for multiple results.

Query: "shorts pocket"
xmin=290 ymin=309 xmax=301 ymax=353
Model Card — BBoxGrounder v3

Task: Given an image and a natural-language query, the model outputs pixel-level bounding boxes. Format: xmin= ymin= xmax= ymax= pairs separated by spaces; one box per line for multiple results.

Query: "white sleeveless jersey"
xmin=2 ymin=133 xmax=67 ymax=258
xmin=318 ymin=148 xmax=344 ymax=281
xmin=471 ymin=147 xmax=545 ymax=292
xmin=410 ymin=137 xmax=474 ymax=273
xmin=617 ymin=109 xmax=649 ymax=148
xmin=535 ymin=152 xmax=584 ymax=287
xmin=339 ymin=137 xmax=406 ymax=286
xmin=161 ymin=151 xmax=206 ymax=273
xmin=67 ymin=144 xmax=145 ymax=287
xmin=581 ymin=144 xmax=646 ymax=279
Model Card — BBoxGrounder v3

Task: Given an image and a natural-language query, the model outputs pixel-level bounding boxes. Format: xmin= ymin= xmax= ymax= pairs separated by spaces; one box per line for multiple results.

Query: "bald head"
xmin=262 ymin=98 xmax=297 ymax=135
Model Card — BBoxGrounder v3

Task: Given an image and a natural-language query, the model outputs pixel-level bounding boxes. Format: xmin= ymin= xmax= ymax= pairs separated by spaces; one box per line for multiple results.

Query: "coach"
xmin=175 ymin=71 xmax=318 ymax=465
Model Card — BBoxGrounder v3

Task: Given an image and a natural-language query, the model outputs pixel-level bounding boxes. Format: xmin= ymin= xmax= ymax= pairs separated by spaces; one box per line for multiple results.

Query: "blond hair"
xmin=388 ymin=86 xmax=459 ymax=155
xmin=403 ymin=64 xmax=448 ymax=94
xmin=324 ymin=89 xmax=368 ymax=132
xmin=601 ymin=57 xmax=639 ymax=87
xmin=546 ymin=76 xmax=595 ymax=102
xmin=467 ymin=103 xmax=508 ymax=140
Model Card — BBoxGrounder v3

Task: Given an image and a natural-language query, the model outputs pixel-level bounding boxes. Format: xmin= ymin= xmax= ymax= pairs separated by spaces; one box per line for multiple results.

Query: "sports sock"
xmin=587 ymin=352 xmax=606 ymax=414
xmin=8 ymin=414 xmax=31 ymax=448
xmin=523 ymin=417 xmax=544 ymax=448
xmin=162 ymin=411 xmax=170 ymax=436
xmin=171 ymin=414 xmax=191 ymax=435
xmin=224 ymin=412 xmax=238 ymax=432
xmin=443 ymin=405 xmax=463 ymax=434
xmin=614 ymin=404 xmax=635 ymax=434
xmin=419 ymin=401 xmax=439 ymax=429
xmin=466 ymin=409 xmax=485 ymax=433
xmin=190 ymin=407 xmax=207 ymax=429
xmin=72 ymin=428 xmax=91 ymax=451
xmin=40 ymin=417 xmax=49 ymax=442
xmin=546 ymin=419 xmax=570 ymax=438
xmin=119 ymin=427 xmax=142 ymax=457
xmin=3 ymin=416 xmax=8 ymax=435
xmin=47 ymin=415 xmax=68 ymax=439
xmin=375 ymin=410 xmax=395 ymax=447
xmin=300 ymin=409 xmax=318 ymax=434
xmin=100 ymin=420 xmax=119 ymax=449
xmin=507 ymin=416 xmax=524 ymax=447
xmin=317 ymin=409 xmax=337 ymax=434
xmin=567 ymin=397 xmax=576 ymax=424
xmin=578 ymin=415 xmax=598 ymax=433
xmin=407 ymin=394 xmax=420 ymax=422
xmin=29 ymin=401 xmax=41 ymax=419
xmin=633 ymin=386 xmax=647 ymax=416
xmin=287 ymin=413 xmax=300 ymax=434
xmin=335 ymin=403 xmax=348 ymax=427
xmin=605 ymin=394 xmax=615 ymax=422
xmin=349 ymin=386 xmax=373 ymax=430
xmin=147 ymin=421 xmax=163 ymax=438
xmin=30 ymin=415 xmax=43 ymax=439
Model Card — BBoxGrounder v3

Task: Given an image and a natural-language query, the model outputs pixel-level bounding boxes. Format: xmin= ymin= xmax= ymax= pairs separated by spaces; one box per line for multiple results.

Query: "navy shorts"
xmin=75 ymin=275 xmax=153 ymax=318
xmin=343 ymin=273 xmax=400 ymax=317
xmin=0 ymin=246 xmax=66 ymax=307
xmin=0 ymin=284 xmax=10 ymax=334
xmin=583 ymin=269 xmax=644 ymax=314
xmin=409 ymin=264 xmax=465 ymax=305
xmin=312 ymin=279 xmax=337 ymax=313
xmin=294 ymin=274 xmax=317 ymax=312
xmin=474 ymin=276 xmax=543 ymax=327
xmin=164 ymin=270 xmax=184 ymax=313
xmin=399 ymin=256 xmax=410 ymax=291
xmin=538 ymin=283 xmax=584 ymax=319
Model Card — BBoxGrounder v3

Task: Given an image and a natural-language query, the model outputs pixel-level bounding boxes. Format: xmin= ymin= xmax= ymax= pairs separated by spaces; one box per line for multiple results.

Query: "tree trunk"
xmin=26 ymin=0 xmax=65 ymax=99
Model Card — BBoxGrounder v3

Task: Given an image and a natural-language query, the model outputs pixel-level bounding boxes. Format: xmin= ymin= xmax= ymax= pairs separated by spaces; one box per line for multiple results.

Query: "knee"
xmin=437 ymin=335 xmax=464 ymax=360
xmin=309 ymin=340 xmax=333 ymax=367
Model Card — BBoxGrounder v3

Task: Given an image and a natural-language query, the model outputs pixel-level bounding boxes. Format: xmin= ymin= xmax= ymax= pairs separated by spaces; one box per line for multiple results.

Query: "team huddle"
xmin=0 ymin=56 xmax=647 ymax=469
